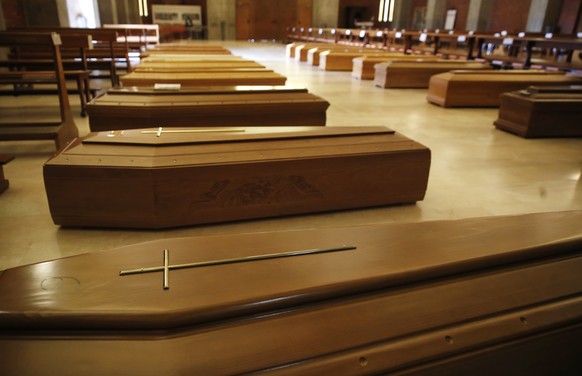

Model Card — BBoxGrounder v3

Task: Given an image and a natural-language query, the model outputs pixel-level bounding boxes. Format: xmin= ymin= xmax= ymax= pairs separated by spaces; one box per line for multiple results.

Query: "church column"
xmin=466 ymin=0 xmax=494 ymax=32
xmin=526 ymin=0 xmax=564 ymax=32
xmin=392 ymin=0 xmax=413 ymax=30
xmin=207 ymin=0 xmax=236 ymax=40
xmin=424 ymin=0 xmax=447 ymax=30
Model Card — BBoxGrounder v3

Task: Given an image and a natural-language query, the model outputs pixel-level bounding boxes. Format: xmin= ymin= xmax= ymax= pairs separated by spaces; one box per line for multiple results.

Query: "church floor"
xmin=1 ymin=41 xmax=581 ymax=271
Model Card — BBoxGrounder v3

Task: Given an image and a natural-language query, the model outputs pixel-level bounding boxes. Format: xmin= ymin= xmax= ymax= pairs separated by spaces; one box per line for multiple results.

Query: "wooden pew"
xmin=0 ymin=154 xmax=14 ymax=194
xmin=494 ymin=85 xmax=582 ymax=138
xmin=43 ymin=126 xmax=430 ymax=229
xmin=3 ymin=33 xmax=95 ymax=116
xmin=373 ymin=60 xmax=493 ymax=88
xmin=103 ymin=23 xmax=160 ymax=51
xmin=1 ymin=211 xmax=582 ymax=374
xmin=0 ymin=32 xmax=80 ymax=150
xmin=352 ymin=54 xmax=441 ymax=80
xmin=120 ymin=71 xmax=287 ymax=86
xmin=9 ymin=27 xmax=129 ymax=86
xmin=427 ymin=70 xmax=582 ymax=107
xmin=85 ymin=86 xmax=330 ymax=130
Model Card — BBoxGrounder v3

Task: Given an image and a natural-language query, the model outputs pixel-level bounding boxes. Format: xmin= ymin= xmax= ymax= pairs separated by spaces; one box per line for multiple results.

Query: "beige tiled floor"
xmin=1 ymin=41 xmax=581 ymax=271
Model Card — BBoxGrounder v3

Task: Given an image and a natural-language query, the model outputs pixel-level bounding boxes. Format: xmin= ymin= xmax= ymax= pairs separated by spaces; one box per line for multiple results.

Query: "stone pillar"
xmin=207 ymin=0 xmax=236 ymax=40
xmin=466 ymin=0 xmax=494 ymax=32
xmin=392 ymin=0 xmax=413 ymax=30
xmin=425 ymin=0 xmax=447 ymax=30
xmin=526 ymin=0 xmax=564 ymax=33
xmin=312 ymin=0 xmax=339 ymax=28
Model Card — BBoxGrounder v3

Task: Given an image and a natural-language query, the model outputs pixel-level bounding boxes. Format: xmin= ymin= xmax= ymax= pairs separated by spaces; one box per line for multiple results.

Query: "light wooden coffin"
xmin=352 ymin=54 xmax=440 ymax=80
xmin=43 ymin=126 xmax=430 ymax=229
xmin=86 ymin=87 xmax=330 ymax=131
xmin=427 ymin=70 xmax=582 ymax=107
xmin=494 ymin=85 xmax=582 ymax=138
xmin=140 ymin=55 xmax=245 ymax=63
xmin=307 ymin=47 xmax=371 ymax=66
xmin=294 ymin=43 xmax=333 ymax=61
xmin=134 ymin=60 xmax=265 ymax=71
xmin=120 ymin=70 xmax=287 ymax=86
xmin=133 ymin=66 xmax=271 ymax=74
xmin=139 ymin=48 xmax=232 ymax=57
xmin=1 ymin=211 xmax=582 ymax=375
xmin=373 ymin=60 xmax=492 ymax=88
xmin=319 ymin=50 xmax=368 ymax=71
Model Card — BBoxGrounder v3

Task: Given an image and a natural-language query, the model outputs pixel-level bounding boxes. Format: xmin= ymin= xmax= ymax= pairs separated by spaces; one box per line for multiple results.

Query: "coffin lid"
xmin=0 ymin=211 xmax=581 ymax=331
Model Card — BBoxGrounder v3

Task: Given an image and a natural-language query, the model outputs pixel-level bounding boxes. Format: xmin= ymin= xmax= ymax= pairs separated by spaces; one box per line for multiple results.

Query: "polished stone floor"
xmin=1 ymin=41 xmax=581 ymax=271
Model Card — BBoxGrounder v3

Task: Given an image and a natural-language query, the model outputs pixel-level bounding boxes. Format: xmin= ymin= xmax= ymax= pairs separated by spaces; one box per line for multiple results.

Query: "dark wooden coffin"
xmin=352 ymin=54 xmax=440 ymax=80
xmin=120 ymin=70 xmax=287 ymax=86
xmin=43 ymin=126 xmax=431 ymax=229
xmin=494 ymin=85 xmax=582 ymax=138
xmin=86 ymin=86 xmax=330 ymax=131
xmin=1 ymin=211 xmax=582 ymax=375
xmin=373 ymin=60 xmax=492 ymax=88
xmin=427 ymin=70 xmax=582 ymax=107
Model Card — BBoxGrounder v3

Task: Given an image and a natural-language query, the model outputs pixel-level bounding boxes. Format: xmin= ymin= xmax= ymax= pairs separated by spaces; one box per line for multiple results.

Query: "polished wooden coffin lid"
xmin=431 ymin=69 xmax=581 ymax=83
xmin=45 ymin=126 xmax=401 ymax=168
xmin=120 ymin=70 xmax=287 ymax=86
xmin=1 ymin=210 xmax=581 ymax=331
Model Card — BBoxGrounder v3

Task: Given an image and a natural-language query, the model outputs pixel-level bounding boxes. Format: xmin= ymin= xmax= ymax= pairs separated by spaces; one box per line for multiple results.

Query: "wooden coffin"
xmin=134 ymin=60 xmax=265 ymax=71
xmin=86 ymin=87 xmax=330 ymax=131
xmin=307 ymin=47 xmax=371 ymax=66
xmin=120 ymin=70 xmax=287 ymax=86
xmin=140 ymin=47 xmax=232 ymax=57
xmin=1 ymin=211 xmax=582 ymax=375
xmin=427 ymin=70 xmax=582 ymax=107
xmin=352 ymin=54 xmax=440 ymax=80
xmin=133 ymin=66 xmax=271 ymax=74
xmin=140 ymin=54 xmax=245 ymax=63
xmin=43 ymin=126 xmax=430 ymax=229
xmin=373 ymin=60 xmax=492 ymax=88
xmin=294 ymin=43 xmax=332 ymax=61
xmin=494 ymin=85 xmax=582 ymax=138
xmin=319 ymin=50 xmax=368 ymax=71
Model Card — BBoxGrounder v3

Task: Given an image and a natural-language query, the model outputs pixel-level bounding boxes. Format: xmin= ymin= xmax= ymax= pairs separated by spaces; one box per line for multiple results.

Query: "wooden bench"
xmin=103 ymin=23 xmax=160 ymax=51
xmin=10 ymin=27 xmax=130 ymax=86
xmin=427 ymin=70 xmax=582 ymax=107
xmin=120 ymin=71 xmax=287 ymax=87
xmin=373 ymin=60 xmax=492 ymax=88
xmin=353 ymin=54 xmax=441 ymax=80
xmin=494 ymin=85 xmax=582 ymax=138
xmin=0 ymin=154 xmax=14 ymax=194
xmin=0 ymin=31 xmax=80 ymax=150
xmin=86 ymin=86 xmax=329 ymax=131
xmin=3 ymin=33 xmax=95 ymax=116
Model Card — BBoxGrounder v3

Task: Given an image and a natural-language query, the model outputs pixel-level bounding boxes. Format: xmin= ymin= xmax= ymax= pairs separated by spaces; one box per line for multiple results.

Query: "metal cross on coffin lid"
xmin=119 ymin=245 xmax=357 ymax=289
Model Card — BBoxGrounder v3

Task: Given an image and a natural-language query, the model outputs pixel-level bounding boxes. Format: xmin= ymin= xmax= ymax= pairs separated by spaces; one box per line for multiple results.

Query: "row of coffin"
xmin=4 ymin=41 xmax=582 ymax=375
xmin=287 ymin=42 xmax=582 ymax=139
xmin=45 ymin=42 xmax=431 ymax=230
